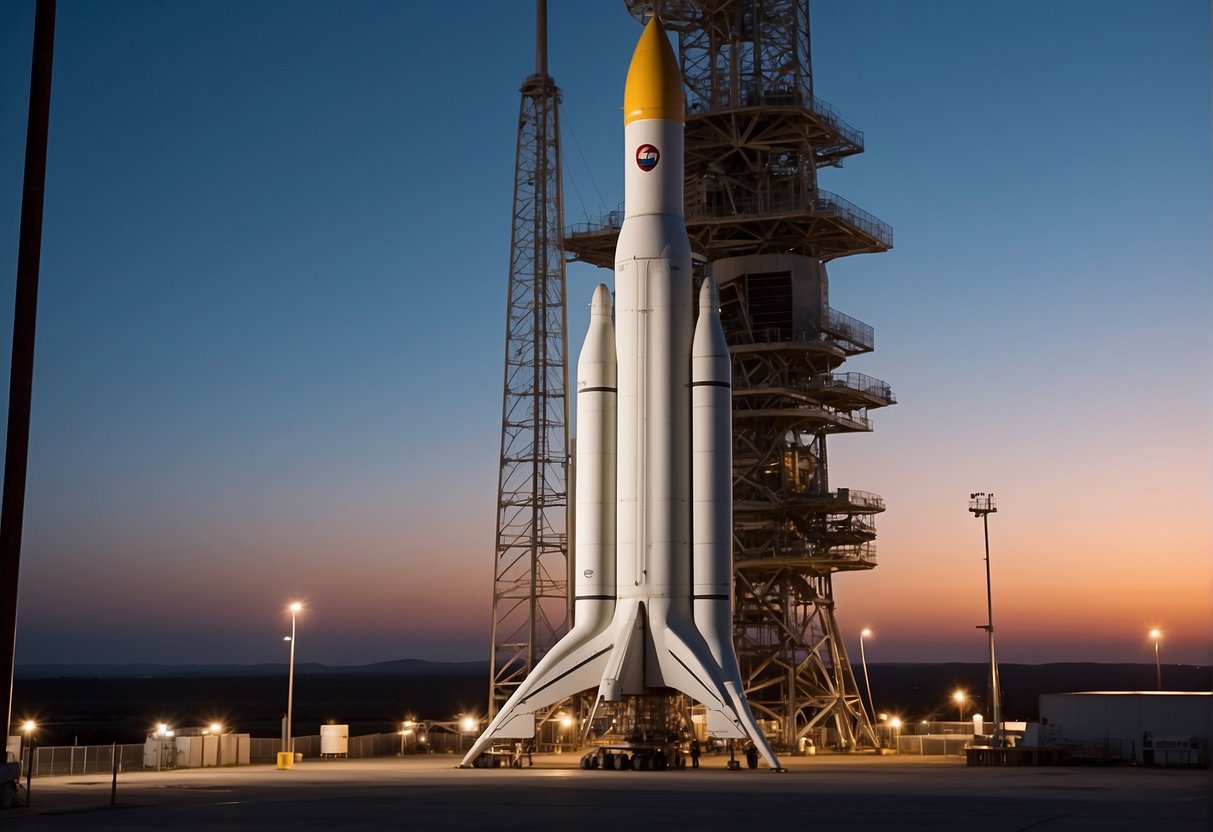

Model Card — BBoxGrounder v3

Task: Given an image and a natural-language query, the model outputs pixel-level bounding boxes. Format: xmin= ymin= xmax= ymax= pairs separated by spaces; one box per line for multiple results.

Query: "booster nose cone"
xmin=624 ymin=17 xmax=684 ymax=125
xmin=590 ymin=283 xmax=613 ymax=318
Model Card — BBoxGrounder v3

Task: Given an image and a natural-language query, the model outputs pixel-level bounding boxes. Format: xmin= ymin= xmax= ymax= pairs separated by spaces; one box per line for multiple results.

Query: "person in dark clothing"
xmin=745 ymin=743 xmax=759 ymax=769
xmin=690 ymin=738 xmax=700 ymax=768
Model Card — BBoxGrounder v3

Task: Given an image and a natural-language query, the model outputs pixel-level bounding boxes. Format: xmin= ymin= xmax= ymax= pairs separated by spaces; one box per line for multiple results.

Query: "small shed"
xmin=320 ymin=724 xmax=349 ymax=758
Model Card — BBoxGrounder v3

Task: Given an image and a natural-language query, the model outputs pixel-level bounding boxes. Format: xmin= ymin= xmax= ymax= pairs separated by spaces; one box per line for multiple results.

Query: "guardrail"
xmin=685 ymin=87 xmax=865 ymax=151
xmin=689 ymin=188 xmax=892 ymax=247
xmin=822 ymin=306 xmax=874 ymax=352
xmin=833 ymin=488 xmax=885 ymax=511
xmin=752 ymin=541 xmax=876 ymax=566
xmin=568 ymin=186 xmax=892 ymax=251
xmin=802 ymin=372 xmax=893 ymax=403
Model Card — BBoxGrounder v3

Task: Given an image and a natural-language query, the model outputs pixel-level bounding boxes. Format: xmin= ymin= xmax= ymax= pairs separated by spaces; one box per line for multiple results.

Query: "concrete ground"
xmin=4 ymin=751 xmax=1210 ymax=831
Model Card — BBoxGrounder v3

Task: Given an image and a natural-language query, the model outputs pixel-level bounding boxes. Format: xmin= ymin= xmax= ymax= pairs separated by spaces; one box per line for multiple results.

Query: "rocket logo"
xmin=635 ymin=144 xmax=660 ymax=171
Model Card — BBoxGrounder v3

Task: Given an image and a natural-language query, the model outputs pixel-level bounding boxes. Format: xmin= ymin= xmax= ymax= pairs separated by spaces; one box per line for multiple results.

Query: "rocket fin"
xmin=657 ymin=622 xmax=749 ymax=736
xmin=458 ymin=627 xmax=615 ymax=767
xmin=705 ymin=704 xmax=748 ymax=739
xmin=659 ymin=621 xmax=784 ymax=768
xmin=723 ymin=680 xmax=783 ymax=770
xmin=597 ymin=601 xmax=643 ymax=701
xmin=493 ymin=707 xmax=540 ymax=740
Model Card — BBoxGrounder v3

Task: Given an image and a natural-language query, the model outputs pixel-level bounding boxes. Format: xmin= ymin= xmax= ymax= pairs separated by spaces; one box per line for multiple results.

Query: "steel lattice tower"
xmin=487 ymin=0 xmax=571 ymax=721
xmin=565 ymin=0 xmax=893 ymax=750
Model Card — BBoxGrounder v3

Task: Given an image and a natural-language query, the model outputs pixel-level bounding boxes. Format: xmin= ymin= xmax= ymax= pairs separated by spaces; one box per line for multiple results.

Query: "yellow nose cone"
xmin=623 ymin=17 xmax=684 ymax=125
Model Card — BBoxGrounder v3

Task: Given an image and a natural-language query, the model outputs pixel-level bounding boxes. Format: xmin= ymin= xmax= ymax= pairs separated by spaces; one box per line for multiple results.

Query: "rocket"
xmin=461 ymin=17 xmax=781 ymax=771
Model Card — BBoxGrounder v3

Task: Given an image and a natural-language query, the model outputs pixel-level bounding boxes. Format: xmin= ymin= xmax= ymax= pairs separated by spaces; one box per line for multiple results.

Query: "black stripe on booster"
xmin=579 ymin=386 xmax=617 ymax=394
xmin=575 ymin=595 xmax=617 ymax=601
xmin=527 ymin=645 xmax=614 ymax=700
xmin=690 ymin=380 xmax=730 ymax=388
xmin=693 ymin=594 xmax=730 ymax=601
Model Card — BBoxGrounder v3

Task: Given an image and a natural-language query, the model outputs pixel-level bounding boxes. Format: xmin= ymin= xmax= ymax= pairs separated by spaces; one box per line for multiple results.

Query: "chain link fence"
xmin=21 ymin=728 xmax=494 ymax=776
xmin=21 ymin=744 xmax=143 ymax=777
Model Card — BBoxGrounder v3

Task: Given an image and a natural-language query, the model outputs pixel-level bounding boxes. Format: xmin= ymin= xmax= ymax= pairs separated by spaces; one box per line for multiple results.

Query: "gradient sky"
xmin=0 ymin=1 xmax=1209 ymax=668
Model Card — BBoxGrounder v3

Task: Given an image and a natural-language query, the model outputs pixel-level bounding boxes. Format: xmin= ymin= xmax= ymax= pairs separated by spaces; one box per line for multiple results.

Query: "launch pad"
xmin=6 ymin=755 xmax=1208 ymax=831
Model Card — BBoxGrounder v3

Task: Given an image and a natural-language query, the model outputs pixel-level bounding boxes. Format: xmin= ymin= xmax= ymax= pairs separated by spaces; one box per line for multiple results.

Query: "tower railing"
xmin=686 ymin=87 xmax=865 ymax=151
xmin=565 ymin=205 xmax=624 ymax=238
xmin=567 ymin=187 xmax=892 ymax=251
xmin=781 ymin=488 xmax=885 ymax=512
xmin=733 ymin=401 xmax=872 ymax=431
xmin=830 ymin=488 xmax=885 ymax=511
xmin=737 ymin=540 xmax=877 ymax=567
xmin=821 ymin=306 xmax=874 ymax=352
xmin=693 ymin=187 xmax=892 ymax=246
xmin=801 ymin=372 xmax=895 ymax=404
xmin=724 ymin=316 xmax=873 ymax=354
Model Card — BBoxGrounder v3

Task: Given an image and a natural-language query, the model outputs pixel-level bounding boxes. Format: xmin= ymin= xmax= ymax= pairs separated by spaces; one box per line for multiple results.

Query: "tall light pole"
xmin=969 ymin=492 xmax=1002 ymax=748
xmin=0 ymin=0 xmax=57 ymax=748
xmin=859 ymin=628 xmax=876 ymax=722
xmin=1149 ymin=628 xmax=1162 ymax=690
xmin=284 ymin=602 xmax=302 ymax=754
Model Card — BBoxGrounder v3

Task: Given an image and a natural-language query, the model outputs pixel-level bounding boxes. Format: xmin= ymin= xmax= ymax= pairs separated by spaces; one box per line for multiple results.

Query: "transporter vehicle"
xmin=469 ymin=743 xmax=534 ymax=768
xmin=579 ymin=737 xmax=685 ymax=771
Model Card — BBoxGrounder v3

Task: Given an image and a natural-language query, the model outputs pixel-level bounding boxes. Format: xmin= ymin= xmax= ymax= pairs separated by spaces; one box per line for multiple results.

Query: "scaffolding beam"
xmin=487 ymin=0 xmax=570 ymax=722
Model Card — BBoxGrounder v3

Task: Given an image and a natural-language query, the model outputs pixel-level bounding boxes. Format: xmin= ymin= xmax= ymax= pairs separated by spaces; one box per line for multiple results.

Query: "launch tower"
xmin=565 ymin=0 xmax=893 ymax=749
xmin=487 ymin=0 xmax=571 ymax=723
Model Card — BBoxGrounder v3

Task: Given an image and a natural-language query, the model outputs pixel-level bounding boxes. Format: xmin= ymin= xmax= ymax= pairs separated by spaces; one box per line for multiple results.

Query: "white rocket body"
xmin=461 ymin=18 xmax=780 ymax=770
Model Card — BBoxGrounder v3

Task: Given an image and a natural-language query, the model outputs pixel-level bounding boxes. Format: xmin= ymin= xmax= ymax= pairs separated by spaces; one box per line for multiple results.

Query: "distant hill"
xmin=14 ymin=658 xmax=490 ymax=679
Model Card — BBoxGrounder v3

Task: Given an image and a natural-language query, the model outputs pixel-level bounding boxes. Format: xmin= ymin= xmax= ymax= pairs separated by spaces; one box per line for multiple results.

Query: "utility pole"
xmin=970 ymin=492 xmax=1002 ymax=748
xmin=0 ymin=0 xmax=56 ymax=740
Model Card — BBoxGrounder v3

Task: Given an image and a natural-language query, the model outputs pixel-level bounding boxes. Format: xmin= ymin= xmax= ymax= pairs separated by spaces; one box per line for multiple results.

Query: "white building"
xmin=1036 ymin=691 xmax=1211 ymax=766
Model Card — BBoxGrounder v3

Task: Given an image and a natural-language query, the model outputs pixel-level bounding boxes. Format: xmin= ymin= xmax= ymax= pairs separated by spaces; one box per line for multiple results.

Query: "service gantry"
xmin=564 ymin=0 xmax=893 ymax=750
xmin=486 ymin=0 xmax=571 ymax=724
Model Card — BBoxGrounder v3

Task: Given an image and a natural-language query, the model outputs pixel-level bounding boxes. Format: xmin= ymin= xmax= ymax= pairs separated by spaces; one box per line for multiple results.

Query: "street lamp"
xmin=400 ymin=720 xmax=416 ymax=756
xmin=953 ymin=689 xmax=967 ymax=722
xmin=20 ymin=720 xmax=35 ymax=801
xmin=970 ymin=492 xmax=1003 ymax=748
xmin=859 ymin=628 xmax=876 ymax=723
xmin=1149 ymin=629 xmax=1162 ymax=690
xmin=284 ymin=602 xmax=302 ymax=755
xmin=19 ymin=720 xmax=35 ymax=774
xmin=152 ymin=722 xmax=174 ymax=771
xmin=459 ymin=715 xmax=478 ymax=753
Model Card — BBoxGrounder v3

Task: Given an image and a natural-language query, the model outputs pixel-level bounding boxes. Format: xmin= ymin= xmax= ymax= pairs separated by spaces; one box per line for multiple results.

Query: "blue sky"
xmin=1 ymin=1 xmax=1209 ymax=666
